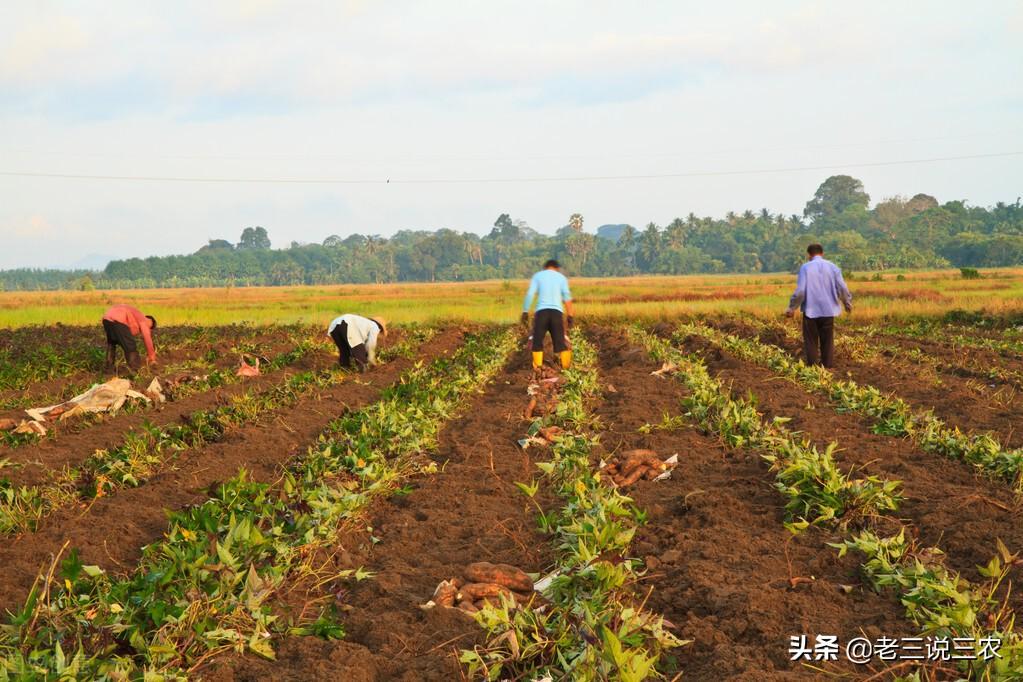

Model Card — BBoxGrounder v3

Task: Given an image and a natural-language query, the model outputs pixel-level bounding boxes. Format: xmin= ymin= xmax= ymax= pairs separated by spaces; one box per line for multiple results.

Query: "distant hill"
xmin=596 ymin=224 xmax=630 ymax=242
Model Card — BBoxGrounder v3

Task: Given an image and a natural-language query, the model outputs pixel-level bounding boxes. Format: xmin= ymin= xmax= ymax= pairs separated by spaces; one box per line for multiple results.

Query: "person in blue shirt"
xmin=522 ymin=259 xmax=575 ymax=369
xmin=785 ymin=243 xmax=853 ymax=368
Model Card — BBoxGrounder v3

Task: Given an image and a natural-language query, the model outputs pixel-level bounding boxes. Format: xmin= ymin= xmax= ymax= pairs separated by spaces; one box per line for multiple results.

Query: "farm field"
xmin=3 ymin=295 xmax=1023 ymax=678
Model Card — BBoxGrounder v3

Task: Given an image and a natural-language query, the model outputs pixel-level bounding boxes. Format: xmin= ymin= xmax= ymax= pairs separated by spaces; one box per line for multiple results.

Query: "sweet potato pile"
xmin=424 ymin=562 xmax=536 ymax=614
xmin=525 ymin=366 xmax=563 ymax=419
xmin=604 ymin=449 xmax=676 ymax=487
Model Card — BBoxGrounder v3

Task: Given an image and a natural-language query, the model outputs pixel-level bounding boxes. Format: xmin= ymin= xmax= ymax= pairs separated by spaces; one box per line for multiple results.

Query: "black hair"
xmin=373 ymin=320 xmax=384 ymax=332
xmin=146 ymin=315 xmax=158 ymax=330
xmin=807 ymin=243 xmax=824 ymax=256
xmin=543 ymin=259 xmax=561 ymax=269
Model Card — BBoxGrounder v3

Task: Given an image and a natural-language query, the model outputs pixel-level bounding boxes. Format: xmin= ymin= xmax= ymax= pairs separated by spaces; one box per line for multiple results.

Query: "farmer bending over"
xmin=522 ymin=259 xmax=574 ymax=369
xmin=327 ymin=314 xmax=386 ymax=371
xmin=785 ymin=243 xmax=853 ymax=368
xmin=102 ymin=304 xmax=157 ymax=374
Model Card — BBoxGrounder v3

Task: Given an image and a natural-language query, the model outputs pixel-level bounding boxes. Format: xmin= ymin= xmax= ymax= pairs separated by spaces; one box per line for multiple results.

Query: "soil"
xmin=0 ymin=329 xmax=460 ymax=615
xmin=203 ymin=340 xmax=555 ymax=681
xmin=591 ymin=329 xmax=913 ymax=680
xmin=715 ymin=318 xmax=1023 ymax=449
xmin=676 ymin=332 xmax=1023 ymax=605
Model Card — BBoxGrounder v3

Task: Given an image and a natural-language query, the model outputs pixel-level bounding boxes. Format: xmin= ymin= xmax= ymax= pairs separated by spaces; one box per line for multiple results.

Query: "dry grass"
xmin=1 ymin=268 xmax=1022 ymax=328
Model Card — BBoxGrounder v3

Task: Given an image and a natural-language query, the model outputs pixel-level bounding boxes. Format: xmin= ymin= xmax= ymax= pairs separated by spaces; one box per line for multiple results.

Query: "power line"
xmin=3 ymin=130 xmax=1018 ymax=164
xmin=0 ymin=151 xmax=1019 ymax=185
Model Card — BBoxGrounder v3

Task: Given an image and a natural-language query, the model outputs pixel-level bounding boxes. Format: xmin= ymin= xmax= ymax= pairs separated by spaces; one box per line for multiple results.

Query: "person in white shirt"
xmin=327 ymin=314 xmax=387 ymax=371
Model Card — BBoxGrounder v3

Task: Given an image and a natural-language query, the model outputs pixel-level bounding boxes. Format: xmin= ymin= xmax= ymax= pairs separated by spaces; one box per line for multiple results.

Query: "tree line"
xmin=3 ymin=175 xmax=1022 ymax=290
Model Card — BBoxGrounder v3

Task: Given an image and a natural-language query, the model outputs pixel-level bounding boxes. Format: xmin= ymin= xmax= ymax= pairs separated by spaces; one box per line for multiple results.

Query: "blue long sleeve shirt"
xmin=787 ymin=256 xmax=853 ymax=318
xmin=523 ymin=269 xmax=572 ymax=313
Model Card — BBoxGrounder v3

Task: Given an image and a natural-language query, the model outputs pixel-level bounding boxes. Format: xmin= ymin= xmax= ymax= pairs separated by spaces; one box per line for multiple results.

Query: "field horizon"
xmin=2 ymin=266 xmax=1023 ymax=328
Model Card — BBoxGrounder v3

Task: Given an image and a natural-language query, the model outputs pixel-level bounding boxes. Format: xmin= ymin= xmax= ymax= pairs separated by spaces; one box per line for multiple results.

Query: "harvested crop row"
xmin=0 ymin=324 xmax=284 ymax=401
xmin=0 ymin=326 xmax=329 ymax=448
xmin=0 ymin=328 xmax=450 ymax=620
xmin=0 ymin=326 xmax=516 ymax=678
xmin=684 ymin=321 xmax=1023 ymax=490
xmin=631 ymin=326 xmax=1023 ymax=678
xmin=0 ymin=332 xmax=344 ymax=483
xmin=465 ymin=332 xmax=683 ymax=681
xmin=743 ymin=315 xmax=1023 ymax=417
xmin=208 ymin=338 xmax=556 ymax=681
xmin=0 ymin=329 xmax=435 ymax=535
xmin=848 ymin=327 xmax=1023 ymax=391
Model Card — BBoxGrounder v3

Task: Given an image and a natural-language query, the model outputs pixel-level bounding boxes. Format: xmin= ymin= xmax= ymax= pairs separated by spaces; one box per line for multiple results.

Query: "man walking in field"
xmin=785 ymin=244 xmax=853 ymax=368
xmin=327 ymin=314 xmax=387 ymax=372
xmin=102 ymin=304 xmax=157 ymax=374
xmin=522 ymin=259 xmax=575 ymax=369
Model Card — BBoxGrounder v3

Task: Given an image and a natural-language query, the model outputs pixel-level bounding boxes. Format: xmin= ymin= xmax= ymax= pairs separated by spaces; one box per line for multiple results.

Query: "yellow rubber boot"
xmin=559 ymin=350 xmax=573 ymax=369
xmin=532 ymin=351 xmax=544 ymax=368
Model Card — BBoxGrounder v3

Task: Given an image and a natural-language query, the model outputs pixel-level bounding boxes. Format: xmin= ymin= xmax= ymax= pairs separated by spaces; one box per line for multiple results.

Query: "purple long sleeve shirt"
xmin=787 ymin=256 xmax=853 ymax=319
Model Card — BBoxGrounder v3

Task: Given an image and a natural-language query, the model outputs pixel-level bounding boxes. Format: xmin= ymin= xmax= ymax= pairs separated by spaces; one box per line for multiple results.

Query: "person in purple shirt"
xmin=784 ymin=243 xmax=853 ymax=368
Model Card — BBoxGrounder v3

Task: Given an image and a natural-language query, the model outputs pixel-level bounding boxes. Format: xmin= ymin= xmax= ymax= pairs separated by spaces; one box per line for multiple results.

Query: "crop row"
xmin=0 ymin=324 xmax=311 ymax=414
xmin=682 ymin=321 xmax=1023 ymax=491
xmin=630 ymin=325 xmax=1023 ymax=678
xmin=850 ymin=326 xmax=1023 ymax=390
xmin=465 ymin=333 xmax=682 ymax=681
xmin=864 ymin=320 xmax=1023 ymax=358
xmin=0 ymin=328 xmax=433 ymax=535
xmin=742 ymin=316 xmax=1023 ymax=402
xmin=0 ymin=326 xmax=516 ymax=678
xmin=0 ymin=327 xmax=328 ymax=449
xmin=0 ymin=325 xmax=267 ymax=394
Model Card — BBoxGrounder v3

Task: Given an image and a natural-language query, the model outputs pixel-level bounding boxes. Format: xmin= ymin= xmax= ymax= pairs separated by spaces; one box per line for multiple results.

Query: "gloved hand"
xmin=566 ymin=315 xmax=574 ymax=330
xmin=520 ymin=312 xmax=529 ymax=327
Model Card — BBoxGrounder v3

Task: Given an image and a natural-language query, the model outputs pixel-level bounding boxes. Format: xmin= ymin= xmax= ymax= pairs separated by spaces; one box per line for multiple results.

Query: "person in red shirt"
xmin=102 ymin=304 xmax=157 ymax=373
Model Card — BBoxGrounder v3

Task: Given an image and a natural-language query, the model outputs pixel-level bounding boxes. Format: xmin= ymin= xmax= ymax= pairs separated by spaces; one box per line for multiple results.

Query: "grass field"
xmin=2 ymin=267 xmax=1023 ymax=328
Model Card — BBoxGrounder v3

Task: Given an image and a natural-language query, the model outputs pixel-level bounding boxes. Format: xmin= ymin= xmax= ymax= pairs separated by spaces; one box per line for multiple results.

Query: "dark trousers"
xmin=103 ymin=319 xmax=141 ymax=370
xmin=531 ymin=309 xmax=568 ymax=352
xmin=802 ymin=316 xmax=835 ymax=368
xmin=330 ymin=322 xmax=369 ymax=369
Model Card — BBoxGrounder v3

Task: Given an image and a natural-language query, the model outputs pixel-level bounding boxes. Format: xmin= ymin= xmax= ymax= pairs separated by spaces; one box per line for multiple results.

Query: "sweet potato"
xmin=459 ymin=582 xmax=513 ymax=601
xmin=458 ymin=600 xmax=479 ymax=613
xmin=0 ymin=418 xmax=17 ymax=432
xmin=538 ymin=426 xmax=564 ymax=442
xmin=525 ymin=398 xmax=538 ymax=419
xmin=617 ymin=466 xmax=648 ymax=487
xmin=432 ymin=580 xmax=457 ymax=608
xmin=464 ymin=562 xmax=534 ymax=592
xmin=617 ymin=449 xmax=657 ymax=474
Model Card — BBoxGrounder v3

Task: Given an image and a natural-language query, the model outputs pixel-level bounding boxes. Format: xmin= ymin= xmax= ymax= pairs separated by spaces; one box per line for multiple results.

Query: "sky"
xmin=1 ymin=1 xmax=1021 ymax=270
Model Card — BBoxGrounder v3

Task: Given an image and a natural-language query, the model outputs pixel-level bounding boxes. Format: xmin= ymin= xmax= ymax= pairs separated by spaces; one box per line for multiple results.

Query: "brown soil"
xmin=677 ymin=332 xmax=1023 ymax=601
xmin=0 ymin=329 xmax=460 ymax=616
xmin=717 ymin=318 xmax=1023 ymax=449
xmin=591 ymin=329 xmax=913 ymax=680
xmin=203 ymin=342 xmax=554 ymax=681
